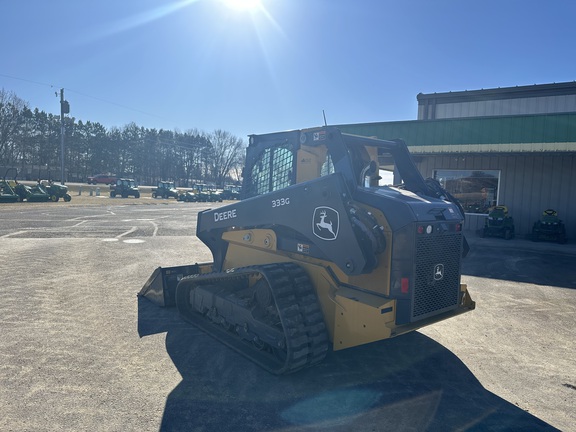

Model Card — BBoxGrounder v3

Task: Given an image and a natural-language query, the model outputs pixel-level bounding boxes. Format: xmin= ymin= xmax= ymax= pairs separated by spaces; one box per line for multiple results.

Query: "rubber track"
xmin=175 ymin=262 xmax=329 ymax=375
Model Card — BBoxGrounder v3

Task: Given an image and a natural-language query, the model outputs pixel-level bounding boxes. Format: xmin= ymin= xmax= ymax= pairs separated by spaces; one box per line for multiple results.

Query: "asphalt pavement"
xmin=0 ymin=200 xmax=574 ymax=431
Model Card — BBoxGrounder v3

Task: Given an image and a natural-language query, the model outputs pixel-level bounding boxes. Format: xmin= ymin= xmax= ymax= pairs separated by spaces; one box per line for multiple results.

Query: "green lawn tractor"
xmin=482 ymin=205 xmax=515 ymax=240
xmin=42 ymin=180 xmax=72 ymax=202
xmin=532 ymin=209 xmax=567 ymax=244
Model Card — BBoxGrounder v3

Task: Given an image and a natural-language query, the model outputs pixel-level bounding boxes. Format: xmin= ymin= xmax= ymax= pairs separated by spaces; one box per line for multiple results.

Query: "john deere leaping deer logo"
xmin=313 ymin=207 xmax=339 ymax=241
xmin=434 ymin=264 xmax=444 ymax=281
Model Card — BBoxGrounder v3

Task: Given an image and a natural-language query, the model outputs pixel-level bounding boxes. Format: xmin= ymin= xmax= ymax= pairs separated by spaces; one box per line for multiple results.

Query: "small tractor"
xmin=140 ymin=126 xmax=475 ymax=374
xmin=481 ymin=205 xmax=514 ymax=239
xmin=110 ymin=178 xmax=140 ymax=198
xmin=152 ymin=181 xmax=179 ymax=199
xmin=42 ymin=180 xmax=72 ymax=202
xmin=532 ymin=209 xmax=567 ymax=243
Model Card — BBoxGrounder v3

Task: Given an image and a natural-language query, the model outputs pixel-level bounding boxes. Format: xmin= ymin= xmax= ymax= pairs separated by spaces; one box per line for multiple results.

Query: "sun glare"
xmin=221 ymin=0 xmax=262 ymax=11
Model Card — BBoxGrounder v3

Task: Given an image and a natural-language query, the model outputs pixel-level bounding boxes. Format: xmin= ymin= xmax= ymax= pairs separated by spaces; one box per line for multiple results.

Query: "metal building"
xmin=417 ymin=81 xmax=576 ymax=120
xmin=338 ymin=82 xmax=576 ymax=240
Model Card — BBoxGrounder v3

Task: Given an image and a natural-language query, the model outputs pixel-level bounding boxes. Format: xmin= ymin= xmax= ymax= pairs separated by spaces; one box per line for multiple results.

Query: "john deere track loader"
xmin=140 ymin=126 xmax=475 ymax=374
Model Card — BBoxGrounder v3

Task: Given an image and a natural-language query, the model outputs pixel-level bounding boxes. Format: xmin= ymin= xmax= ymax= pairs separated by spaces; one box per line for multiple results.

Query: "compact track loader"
xmin=140 ymin=126 xmax=475 ymax=374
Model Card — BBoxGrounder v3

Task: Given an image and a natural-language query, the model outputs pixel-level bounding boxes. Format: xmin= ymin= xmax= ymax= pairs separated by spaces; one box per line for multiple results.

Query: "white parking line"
xmin=0 ymin=231 xmax=26 ymax=238
xmin=116 ymin=227 xmax=137 ymax=238
xmin=149 ymin=220 xmax=159 ymax=237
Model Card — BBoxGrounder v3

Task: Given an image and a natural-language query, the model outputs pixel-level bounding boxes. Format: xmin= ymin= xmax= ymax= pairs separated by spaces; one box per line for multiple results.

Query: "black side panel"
xmin=197 ymin=174 xmax=371 ymax=275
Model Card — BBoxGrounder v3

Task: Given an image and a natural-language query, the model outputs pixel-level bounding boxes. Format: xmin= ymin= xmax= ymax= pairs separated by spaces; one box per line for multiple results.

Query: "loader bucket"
xmin=139 ymin=265 xmax=203 ymax=307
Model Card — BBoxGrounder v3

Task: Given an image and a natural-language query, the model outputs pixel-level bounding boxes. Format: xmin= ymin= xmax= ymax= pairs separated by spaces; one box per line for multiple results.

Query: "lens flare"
xmin=222 ymin=0 xmax=262 ymax=11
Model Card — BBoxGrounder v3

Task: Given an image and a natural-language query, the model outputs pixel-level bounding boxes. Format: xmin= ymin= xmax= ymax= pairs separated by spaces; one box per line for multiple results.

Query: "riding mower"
xmin=532 ymin=209 xmax=567 ymax=244
xmin=482 ymin=205 xmax=515 ymax=240
xmin=42 ymin=180 xmax=72 ymax=202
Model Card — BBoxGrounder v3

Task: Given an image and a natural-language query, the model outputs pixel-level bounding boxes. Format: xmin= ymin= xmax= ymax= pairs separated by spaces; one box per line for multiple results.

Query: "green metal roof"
xmin=337 ymin=113 xmax=576 ymax=150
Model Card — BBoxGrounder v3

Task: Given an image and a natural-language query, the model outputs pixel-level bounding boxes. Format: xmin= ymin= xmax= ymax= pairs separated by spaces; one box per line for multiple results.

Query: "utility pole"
xmin=59 ymin=89 xmax=70 ymax=185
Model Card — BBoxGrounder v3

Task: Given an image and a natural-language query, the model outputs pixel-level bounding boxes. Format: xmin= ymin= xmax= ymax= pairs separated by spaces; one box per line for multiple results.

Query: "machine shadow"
xmin=138 ymin=297 xmax=559 ymax=432
xmin=461 ymin=239 xmax=576 ymax=289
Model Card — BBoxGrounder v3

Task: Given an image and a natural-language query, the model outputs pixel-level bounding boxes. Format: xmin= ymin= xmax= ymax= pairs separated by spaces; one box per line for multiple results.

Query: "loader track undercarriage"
xmin=175 ymin=262 xmax=329 ymax=374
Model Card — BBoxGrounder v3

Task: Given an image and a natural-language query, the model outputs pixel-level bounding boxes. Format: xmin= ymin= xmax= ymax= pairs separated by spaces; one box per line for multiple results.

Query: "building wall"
xmin=417 ymin=81 xmax=576 ymax=120
xmin=339 ymin=113 xmax=576 ymax=149
xmin=418 ymin=94 xmax=576 ymax=120
xmin=339 ymin=86 xmax=576 ymax=241
xmin=414 ymin=152 xmax=576 ymax=239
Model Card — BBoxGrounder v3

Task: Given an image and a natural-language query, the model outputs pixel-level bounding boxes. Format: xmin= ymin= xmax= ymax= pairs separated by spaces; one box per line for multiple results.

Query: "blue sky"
xmin=1 ymin=0 xmax=575 ymax=142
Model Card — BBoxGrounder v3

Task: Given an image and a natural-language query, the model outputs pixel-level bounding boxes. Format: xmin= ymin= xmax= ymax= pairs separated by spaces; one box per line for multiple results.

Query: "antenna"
xmin=322 ymin=110 xmax=328 ymax=126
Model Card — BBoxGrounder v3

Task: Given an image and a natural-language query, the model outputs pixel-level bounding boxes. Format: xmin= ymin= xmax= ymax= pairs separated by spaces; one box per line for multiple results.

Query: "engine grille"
xmin=412 ymin=232 xmax=462 ymax=321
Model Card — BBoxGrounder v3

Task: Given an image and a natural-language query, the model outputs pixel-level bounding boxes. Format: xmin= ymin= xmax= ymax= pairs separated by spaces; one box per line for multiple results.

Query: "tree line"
xmin=0 ymin=88 xmax=245 ymax=186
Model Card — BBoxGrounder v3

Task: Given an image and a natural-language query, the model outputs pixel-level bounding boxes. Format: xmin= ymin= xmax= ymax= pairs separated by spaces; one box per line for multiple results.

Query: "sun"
xmin=221 ymin=0 xmax=262 ymax=11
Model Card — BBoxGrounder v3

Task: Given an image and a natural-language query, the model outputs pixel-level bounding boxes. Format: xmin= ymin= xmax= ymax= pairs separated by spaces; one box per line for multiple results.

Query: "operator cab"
xmin=242 ymin=126 xmax=461 ymax=219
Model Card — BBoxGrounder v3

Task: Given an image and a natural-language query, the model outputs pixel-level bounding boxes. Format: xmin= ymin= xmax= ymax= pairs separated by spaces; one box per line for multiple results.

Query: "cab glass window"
xmin=248 ymin=145 xmax=294 ymax=197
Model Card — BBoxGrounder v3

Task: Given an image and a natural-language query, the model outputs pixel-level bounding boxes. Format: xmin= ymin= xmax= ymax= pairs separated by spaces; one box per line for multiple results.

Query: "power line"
xmin=65 ymin=87 xmax=165 ymax=120
xmin=0 ymin=72 xmax=56 ymax=89
xmin=0 ymin=72 xmax=164 ymax=120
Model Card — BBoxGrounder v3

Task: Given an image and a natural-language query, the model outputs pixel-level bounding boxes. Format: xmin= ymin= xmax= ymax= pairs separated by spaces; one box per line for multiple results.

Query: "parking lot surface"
xmin=0 ymin=199 xmax=574 ymax=431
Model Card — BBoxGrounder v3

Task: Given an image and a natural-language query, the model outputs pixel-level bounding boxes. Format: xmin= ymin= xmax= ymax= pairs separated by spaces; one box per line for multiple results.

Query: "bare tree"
xmin=0 ymin=88 xmax=247 ymax=185
xmin=206 ymin=129 xmax=245 ymax=186
xmin=0 ymin=88 xmax=28 ymax=167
